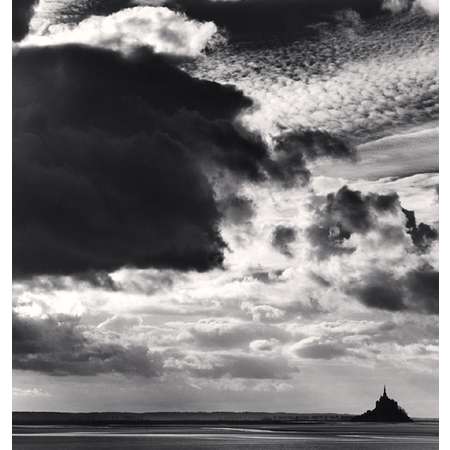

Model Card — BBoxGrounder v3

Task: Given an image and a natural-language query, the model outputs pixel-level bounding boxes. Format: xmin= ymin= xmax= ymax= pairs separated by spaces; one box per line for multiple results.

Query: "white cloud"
xmin=383 ymin=0 xmax=438 ymax=15
xmin=191 ymin=10 xmax=437 ymax=143
xmin=241 ymin=302 xmax=285 ymax=322
xmin=414 ymin=0 xmax=439 ymax=15
xmin=24 ymin=6 xmax=218 ymax=57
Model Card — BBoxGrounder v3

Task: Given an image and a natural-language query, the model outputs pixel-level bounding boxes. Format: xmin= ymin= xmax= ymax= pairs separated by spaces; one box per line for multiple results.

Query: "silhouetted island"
xmin=352 ymin=386 xmax=413 ymax=423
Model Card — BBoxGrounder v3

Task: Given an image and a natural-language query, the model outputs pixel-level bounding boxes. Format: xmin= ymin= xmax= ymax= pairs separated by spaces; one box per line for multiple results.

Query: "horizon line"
xmin=12 ymin=410 xmax=439 ymax=420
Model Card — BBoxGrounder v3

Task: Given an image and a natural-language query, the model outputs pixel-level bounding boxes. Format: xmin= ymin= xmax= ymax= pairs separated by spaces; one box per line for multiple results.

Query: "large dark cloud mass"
xmin=170 ymin=0 xmax=386 ymax=38
xmin=12 ymin=0 xmax=38 ymax=41
xmin=13 ymin=45 xmax=262 ymax=277
xmin=13 ymin=313 xmax=163 ymax=376
xmin=27 ymin=0 xmax=391 ymax=38
xmin=14 ymin=44 xmax=356 ymax=278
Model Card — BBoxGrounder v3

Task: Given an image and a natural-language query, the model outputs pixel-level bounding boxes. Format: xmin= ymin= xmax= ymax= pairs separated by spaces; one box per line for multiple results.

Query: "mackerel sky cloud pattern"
xmin=189 ymin=10 xmax=438 ymax=142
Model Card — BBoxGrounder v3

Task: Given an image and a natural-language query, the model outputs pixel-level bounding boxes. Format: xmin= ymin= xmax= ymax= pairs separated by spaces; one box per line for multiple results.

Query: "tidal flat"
xmin=13 ymin=421 xmax=438 ymax=450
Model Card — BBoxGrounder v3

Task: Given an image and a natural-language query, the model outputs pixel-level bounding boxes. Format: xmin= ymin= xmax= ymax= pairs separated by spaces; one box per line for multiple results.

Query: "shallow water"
xmin=13 ymin=422 xmax=438 ymax=450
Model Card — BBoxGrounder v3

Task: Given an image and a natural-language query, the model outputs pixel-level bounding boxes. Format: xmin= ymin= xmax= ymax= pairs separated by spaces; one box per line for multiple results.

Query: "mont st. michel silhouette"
xmin=352 ymin=386 xmax=413 ymax=422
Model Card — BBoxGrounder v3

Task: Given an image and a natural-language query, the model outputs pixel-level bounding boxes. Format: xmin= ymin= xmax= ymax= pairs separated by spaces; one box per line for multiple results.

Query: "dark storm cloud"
xmin=271 ymin=226 xmax=297 ymax=257
xmin=12 ymin=45 xmax=259 ymax=277
xmin=306 ymin=186 xmax=436 ymax=259
xmin=14 ymin=45 xmax=355 ymax=278
xmin=349 ymin=265 xmax=438 ymax=314
xmin=168 ymin=0 xmax=385 ymax=38
xmin=13 ymin=127 xmax=225 ymax=276
xmin=13 ymin=313 xmax=163 ymax=376
xmin=27 ymin=0 xmax=396 ymax=37
xmin=12 ymin=0 xmax=38 ymax=41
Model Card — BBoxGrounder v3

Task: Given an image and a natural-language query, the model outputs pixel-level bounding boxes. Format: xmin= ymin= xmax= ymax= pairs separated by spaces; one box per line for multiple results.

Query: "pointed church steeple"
xmin=383 ymin=385 xmax=387 ymax=397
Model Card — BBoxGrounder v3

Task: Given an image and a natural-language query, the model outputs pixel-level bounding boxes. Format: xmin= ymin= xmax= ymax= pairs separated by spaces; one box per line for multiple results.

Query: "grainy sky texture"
xmin=13 ymin=0 xmax=438 ymax=417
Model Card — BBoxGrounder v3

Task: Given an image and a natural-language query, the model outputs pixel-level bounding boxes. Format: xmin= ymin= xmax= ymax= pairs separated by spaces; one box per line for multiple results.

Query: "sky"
xmin=12 ymin=0 xmax=438 ymax=417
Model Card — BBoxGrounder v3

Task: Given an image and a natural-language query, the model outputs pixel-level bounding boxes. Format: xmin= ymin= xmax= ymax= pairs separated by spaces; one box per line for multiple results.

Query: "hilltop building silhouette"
xmin=352 ymin=386 xmax=413 ymax=422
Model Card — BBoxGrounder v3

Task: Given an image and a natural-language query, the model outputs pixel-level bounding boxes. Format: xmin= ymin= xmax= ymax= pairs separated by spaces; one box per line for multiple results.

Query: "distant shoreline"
xmin=12 ymin=411 xmax=438 ymax=426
